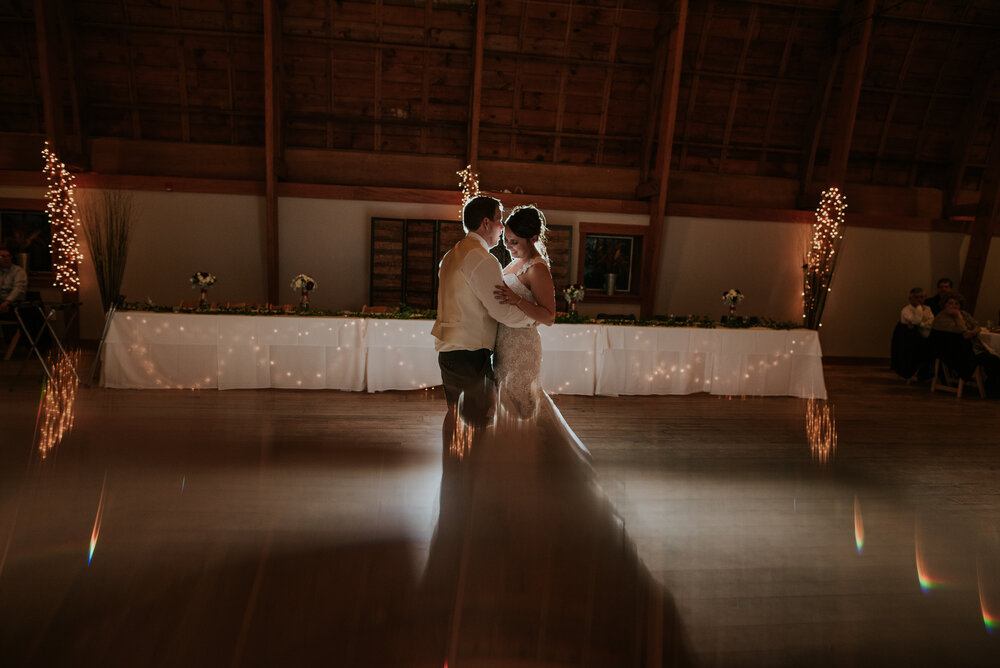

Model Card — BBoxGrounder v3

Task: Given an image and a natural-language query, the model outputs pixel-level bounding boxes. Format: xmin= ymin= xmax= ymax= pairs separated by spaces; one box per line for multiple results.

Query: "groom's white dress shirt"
xmin=432 ymin=231 xmax=534 ymax=352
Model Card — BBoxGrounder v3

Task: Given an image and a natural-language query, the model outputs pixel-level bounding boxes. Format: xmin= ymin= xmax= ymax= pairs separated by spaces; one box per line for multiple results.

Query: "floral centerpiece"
xmin=722 ymin=288 xmax=744 ymax=317
xmin=563 ymin=284 xmax=585 ymax=313
xmin=291 ymin=273 xmax=317 ymax=309
xmin=190 ymin=271 xmax=216 ymax=307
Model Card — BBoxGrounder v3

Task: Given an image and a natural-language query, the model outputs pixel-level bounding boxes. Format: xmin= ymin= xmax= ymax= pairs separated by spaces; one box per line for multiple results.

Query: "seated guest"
xmin=931 ymin=293 xmax=1000 ymax=395
xmin=891 ymin=287 xmax=933 ymax=379
xmin=900 ymin=287 xmax=933 ymax=336
xmin=0 ymin=245 xmax=27 ymax=316
xmin=924 ymin=277 xmax=952 ymax=315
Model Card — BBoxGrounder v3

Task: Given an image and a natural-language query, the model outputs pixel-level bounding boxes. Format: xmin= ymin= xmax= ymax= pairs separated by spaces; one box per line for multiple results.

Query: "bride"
xmin=491 ymin=205 xmax=557 ymax=419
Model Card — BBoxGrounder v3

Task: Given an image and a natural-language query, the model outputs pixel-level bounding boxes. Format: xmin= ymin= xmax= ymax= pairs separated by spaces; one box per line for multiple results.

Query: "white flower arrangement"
xmin=190 ymin=272 xmax=216 ymax=289
xmin=563 ymin=284 xmax=585 ymax=304
xmin=722 ymin=288 xmax=744 ymax=306
xmin=290 ymin=274 xmax=317 ymax=291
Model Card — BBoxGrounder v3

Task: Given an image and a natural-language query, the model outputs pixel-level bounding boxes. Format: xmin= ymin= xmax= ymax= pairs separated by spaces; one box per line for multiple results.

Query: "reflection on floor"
xmin=0 ymin=360 xmax=998 ymax=666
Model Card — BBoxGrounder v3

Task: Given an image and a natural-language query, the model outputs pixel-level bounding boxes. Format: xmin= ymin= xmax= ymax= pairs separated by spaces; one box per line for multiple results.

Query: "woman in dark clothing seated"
xmin=931 ymin=293 xmax=1000 ymax=396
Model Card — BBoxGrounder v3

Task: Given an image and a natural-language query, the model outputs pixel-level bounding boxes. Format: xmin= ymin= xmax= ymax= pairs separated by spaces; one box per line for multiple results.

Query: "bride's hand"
xmin=494 ymin=283 xmax=519 ymax=305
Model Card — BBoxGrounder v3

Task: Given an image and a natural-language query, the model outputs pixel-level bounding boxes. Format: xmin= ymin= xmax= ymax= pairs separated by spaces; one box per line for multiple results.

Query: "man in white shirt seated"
xmin=900 ymin=287 xmax=933 ymax=337
xmin=891 ymin=287 xmax=933 ymax=380
xmin=0 ymin=245 xmax=28 ymax=316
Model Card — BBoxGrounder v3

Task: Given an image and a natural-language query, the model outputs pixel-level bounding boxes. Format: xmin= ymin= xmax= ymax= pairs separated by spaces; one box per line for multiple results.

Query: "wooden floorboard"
xmin=0 ymin=357 xmax=998 ymax=667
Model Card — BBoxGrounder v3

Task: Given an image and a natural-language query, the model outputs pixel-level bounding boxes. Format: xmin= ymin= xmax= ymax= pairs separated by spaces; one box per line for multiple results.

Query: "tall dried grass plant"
xmin=82 ymin=190 xmax=135 ymax=311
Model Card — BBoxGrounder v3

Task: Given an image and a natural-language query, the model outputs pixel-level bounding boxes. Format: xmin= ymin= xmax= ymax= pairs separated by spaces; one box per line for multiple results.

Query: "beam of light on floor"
xmin=854 ymin=495 xmax=864 ymax=555
xmin=89 ymin=473 xmax=107 ymax=565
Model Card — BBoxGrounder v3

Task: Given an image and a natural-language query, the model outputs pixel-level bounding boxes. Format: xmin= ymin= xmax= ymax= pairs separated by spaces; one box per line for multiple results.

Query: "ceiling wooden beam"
xmin=872 ymin=21 xmax=919 ymax=181
xmin=642 ymin=0 xmax=688 ymax=319
xmin=263 ymin=0 xmax=283 ymax=304
xmin=595 ymin=0 xmax=624 ymax=164
xmin=758 ymin=6 xmax=798 ymax=173
xmin=824 ymin=0 xmax=875 ymax=189
xmin=958 ymin=124 xmax=1000 ymax=312
xmin=33 ymin=0 xmax=67 ymax=156
xmin=945 ymin=65 xmax=997 ymax=211
xmin=466 ymin=0 xmax=485 ymax=169
xmin=719 ymin=3 xmax=758 ymax=173
xmin=677 ymin=0 xmax=713 ymax=171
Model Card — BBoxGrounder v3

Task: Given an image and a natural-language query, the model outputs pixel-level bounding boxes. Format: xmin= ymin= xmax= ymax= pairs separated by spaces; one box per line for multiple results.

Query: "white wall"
xmin=4 ymin=184 xmax=998 ymax=357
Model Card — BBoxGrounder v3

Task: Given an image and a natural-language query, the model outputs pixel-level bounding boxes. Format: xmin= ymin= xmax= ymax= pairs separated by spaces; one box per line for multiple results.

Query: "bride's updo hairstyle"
xmin=505 ymin=205 xmax=549 ymax=262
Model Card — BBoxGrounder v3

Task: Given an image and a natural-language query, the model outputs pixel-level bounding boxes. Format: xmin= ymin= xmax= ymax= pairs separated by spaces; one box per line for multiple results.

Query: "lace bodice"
xmin=503 ymin=256 xmax=545 ymax=304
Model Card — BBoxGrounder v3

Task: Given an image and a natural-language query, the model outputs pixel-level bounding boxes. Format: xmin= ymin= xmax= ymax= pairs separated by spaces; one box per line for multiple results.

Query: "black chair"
xmin=928 ymin=329 xmax=984 ymax=399
xmin=890 ymin=322 xmax=931 ymax=382
xmin=597 ymin=313 xmax=635 ymax=321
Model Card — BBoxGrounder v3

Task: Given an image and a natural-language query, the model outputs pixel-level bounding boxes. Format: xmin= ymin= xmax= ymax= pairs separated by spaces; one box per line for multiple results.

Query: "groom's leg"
xmin=438 ymin=348 xmax=495 ymax=427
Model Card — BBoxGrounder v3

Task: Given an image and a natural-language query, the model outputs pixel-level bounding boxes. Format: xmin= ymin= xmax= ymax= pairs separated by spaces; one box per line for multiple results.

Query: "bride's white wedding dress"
xmin=493 ymin=257 xmax=592 ymax=463
xmin=494 ymin=257 xmax=545 ymax=419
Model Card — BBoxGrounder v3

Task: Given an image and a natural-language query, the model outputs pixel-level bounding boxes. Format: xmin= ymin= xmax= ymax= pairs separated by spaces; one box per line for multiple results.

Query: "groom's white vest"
xmin=432 ymin=234 xmax=500 ymax=352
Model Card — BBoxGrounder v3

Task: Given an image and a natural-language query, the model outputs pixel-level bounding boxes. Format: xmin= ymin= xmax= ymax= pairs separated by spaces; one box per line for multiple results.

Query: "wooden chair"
xmin=930 ymin=359 xmax=985 ymax=398
xmin=928 ymin=330 xmax=985 ymax=399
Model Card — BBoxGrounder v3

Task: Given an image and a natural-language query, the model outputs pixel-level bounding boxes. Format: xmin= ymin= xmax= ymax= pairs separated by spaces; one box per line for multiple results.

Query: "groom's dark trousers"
xmin=438 ymin=348 xmax=494 ymax=427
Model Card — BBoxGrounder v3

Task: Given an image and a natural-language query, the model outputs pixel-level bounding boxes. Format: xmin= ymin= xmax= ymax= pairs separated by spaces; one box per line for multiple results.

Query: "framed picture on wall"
xmin=0 ymin=199 xmax=51 ymax=275
xmin=577 ymin=223 xmax=645 ymax=298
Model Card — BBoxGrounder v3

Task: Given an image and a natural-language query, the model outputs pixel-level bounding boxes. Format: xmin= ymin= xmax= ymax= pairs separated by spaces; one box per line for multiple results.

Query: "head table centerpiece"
xmin=563 ymin=284 xmax=585 ymax=313
xmin=190 ymin=271 xmax=217 ymax=307
xmin=722 ymin=288 xmax=744 ymax=318
xmin=291 ymin=273 xmax=317 ymax=309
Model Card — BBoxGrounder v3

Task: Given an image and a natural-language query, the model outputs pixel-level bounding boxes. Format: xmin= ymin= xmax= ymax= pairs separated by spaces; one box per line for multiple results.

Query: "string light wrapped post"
xmin=802 ymin=187 xmax=846 ymax=330
xmin=456 ymin=165 xmax=481 ymax=219
xmin=41 ymin=142 xmax=84 ymax=294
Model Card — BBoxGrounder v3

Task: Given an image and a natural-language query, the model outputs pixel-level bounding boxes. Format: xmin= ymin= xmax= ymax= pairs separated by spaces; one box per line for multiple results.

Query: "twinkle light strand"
xmin=42 ymin=142 xmax=84 ymax=293
xmin=802 ymin=187 xmax=846 ymax=330
xmin=456 ymin=164 xmax=481 ymax=219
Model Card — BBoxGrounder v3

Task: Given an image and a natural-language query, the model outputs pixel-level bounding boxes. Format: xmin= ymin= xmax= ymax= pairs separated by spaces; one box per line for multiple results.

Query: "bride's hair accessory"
xmin=505 ymin=205 xmax=549 ymax=262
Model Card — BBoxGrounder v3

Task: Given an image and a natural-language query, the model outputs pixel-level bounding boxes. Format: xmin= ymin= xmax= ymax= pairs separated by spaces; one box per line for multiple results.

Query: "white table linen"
xmin=103 ymin=313 xmax=826 ymax=398
xmin=104 ymin=313 xmax=366 ymax=391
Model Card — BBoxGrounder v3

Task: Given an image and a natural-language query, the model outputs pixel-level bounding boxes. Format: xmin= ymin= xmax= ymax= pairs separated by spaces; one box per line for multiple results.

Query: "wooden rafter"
xmin=824 ymin=0 xmax=875 ymax=189
xmin=907 ymin=25 xmax=959 ymax=190
xmin=758 ymin=6 xmax=798 ymax=173
xmin=420 ymin=0 xmax=432 ymax=155
xmin=872 ymin=22 xmax=920 ymax=180
xmin=642 ymin=0 xmax=688 ymax=319
xmin=957 ymin=123 xmax=1000 ymax=311
xmin=33 ymin=0 xmax=67 ymax=153
xmin=595 ymin=0 xmax=624 ymax=165
xmin=945 ymin=65 xmax=997 ymax=210
xmin=638 ymin=14 xmax=668 ymax=189
xmin=466 ymin=0 xmax=485 ymax=169
xmin=719 ymin=3 xmax=759 ymax=172
xmin=263 ymin=0 xmax=282 ymax=304
xmin=326 ymin=0 xmax=336 ymax=149
xmin=678 ymin=0 xmax=714 ymax=170
xmin=225 ymin=0 xmax=238 ymax=145
xmin=119 ymin=0 xmax=141 ymax=139
xmin=552 ymin=1 xmax=575 ymax=163
xmin=173 ymin=0 xmax=190 ymax=142
xmin=374 ymin=0 xmax=383 ymax=151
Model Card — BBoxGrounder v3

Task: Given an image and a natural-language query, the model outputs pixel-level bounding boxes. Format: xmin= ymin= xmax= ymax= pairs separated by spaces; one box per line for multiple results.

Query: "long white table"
xmin=103 ymin=313 xmax=826 ymax=398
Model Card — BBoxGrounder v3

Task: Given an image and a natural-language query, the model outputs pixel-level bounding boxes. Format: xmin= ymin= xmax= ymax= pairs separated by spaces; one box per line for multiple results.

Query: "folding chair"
xmin=928 ymin=330 xmax=985 ymax=399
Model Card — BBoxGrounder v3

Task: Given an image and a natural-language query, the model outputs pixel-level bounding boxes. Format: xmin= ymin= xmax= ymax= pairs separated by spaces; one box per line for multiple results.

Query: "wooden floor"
xmin=1 ymin=357 xmax=998 ymax=667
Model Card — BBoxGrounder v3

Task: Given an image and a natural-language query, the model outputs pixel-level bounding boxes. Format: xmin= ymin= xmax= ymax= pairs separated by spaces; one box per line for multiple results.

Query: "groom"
xmin=432 ymin=195 xmax=533 ymax=429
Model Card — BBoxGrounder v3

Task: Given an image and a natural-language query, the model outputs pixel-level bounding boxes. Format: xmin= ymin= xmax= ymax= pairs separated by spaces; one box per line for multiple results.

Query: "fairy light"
xmin=456 ymin=164 xmax=481 ymax=218
xmin=802 ymin=187 xmax=846 ymax=329
xmin=41 ymin=142 xmax=84 ymax=293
